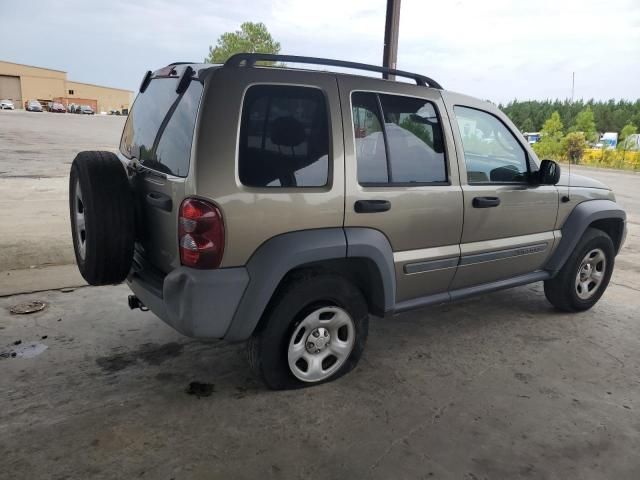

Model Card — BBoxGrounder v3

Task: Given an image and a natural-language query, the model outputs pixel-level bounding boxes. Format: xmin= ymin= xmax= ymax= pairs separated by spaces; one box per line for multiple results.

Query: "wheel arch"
xmin=546 ymin=199 xmax=626 ymax=275
xmin=223 ymin=228 xmax=396 ymax=342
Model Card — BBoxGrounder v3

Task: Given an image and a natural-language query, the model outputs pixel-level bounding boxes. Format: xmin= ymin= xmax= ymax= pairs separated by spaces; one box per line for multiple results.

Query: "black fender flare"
xmin=223 ymin=227 xmax=396 ymax=341
xmin=546 ymin=199 xmax=626 ymax=275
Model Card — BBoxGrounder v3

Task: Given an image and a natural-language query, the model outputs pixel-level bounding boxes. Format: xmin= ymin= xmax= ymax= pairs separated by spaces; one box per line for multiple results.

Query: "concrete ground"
xmin=0 ymin=110 xmax=125 ymax=273
xmin=1 ymin=109 xmax=640 ymax=479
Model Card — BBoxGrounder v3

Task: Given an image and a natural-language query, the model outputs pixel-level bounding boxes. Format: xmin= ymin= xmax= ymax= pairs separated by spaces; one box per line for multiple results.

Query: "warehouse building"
xmin=0 ymin=60 xmax=132 ymax=113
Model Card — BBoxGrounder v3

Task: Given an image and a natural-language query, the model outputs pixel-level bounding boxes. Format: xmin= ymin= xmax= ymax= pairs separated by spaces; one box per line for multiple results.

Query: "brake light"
xmin=178 ymin=198 xmax=224 ymax=269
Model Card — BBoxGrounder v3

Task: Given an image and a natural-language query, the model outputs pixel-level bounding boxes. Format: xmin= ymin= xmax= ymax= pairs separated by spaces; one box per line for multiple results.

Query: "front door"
xmin=339 ymin=77 xmax=464 ymax=304
xmin=444 ymin=96 xmax=560 ymax=289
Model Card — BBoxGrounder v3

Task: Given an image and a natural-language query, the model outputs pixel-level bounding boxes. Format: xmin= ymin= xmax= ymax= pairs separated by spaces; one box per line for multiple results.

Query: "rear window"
xmin=239 ymin=85 xmax=330 ymax=188
xmin=120 ymin=77 xmax=203 ymax=177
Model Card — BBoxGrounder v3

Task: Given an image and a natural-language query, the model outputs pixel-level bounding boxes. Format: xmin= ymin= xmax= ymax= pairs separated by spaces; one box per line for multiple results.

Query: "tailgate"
xmin=120 ymin=67 xmax=203 ymax=274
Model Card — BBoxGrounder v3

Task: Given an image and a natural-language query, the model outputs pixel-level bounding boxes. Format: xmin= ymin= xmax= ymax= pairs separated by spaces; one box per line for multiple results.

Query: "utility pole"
xmin=382 ymin=0 xmax=401 ymax=80
xmin=571 ymin=72 xmax=575 ymax=102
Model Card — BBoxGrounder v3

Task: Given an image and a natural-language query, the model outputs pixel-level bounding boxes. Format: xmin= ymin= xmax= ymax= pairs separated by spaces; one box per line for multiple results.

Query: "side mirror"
xmin=538 ymin=159 xmax=561 ymax=185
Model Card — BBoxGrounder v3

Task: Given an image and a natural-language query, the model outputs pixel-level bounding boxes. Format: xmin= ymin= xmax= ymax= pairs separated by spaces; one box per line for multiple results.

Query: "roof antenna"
xmin=566 ymin=145 xmax=571 ymax=203
xmin=564 ymin=72 xmax=574 ymax=203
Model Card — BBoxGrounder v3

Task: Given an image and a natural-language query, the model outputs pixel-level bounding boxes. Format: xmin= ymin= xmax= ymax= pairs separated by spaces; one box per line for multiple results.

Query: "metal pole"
xmin=571 ymin=72 xmax=575 ymax=102
xmin=382 ymin=0 xmax=401 ymax=80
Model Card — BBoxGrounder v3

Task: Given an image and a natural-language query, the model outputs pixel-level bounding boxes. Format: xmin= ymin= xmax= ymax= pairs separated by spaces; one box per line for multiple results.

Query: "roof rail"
xmin=224 ymin=53 xmax=443 ymax=89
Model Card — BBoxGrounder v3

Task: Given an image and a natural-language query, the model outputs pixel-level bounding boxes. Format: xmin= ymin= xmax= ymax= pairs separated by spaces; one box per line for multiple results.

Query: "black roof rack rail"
xmin=224 ymin=53 xmax=443 ymax=89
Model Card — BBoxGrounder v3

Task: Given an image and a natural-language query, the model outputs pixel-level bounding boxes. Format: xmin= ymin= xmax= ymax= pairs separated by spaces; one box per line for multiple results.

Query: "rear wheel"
xmin=544 ymin=228 xmax=615 ymax=312
xmin=69 ymin=151 xmax=135 ymax=285
xmin=247 ymin=273 xmax=369 ymax=390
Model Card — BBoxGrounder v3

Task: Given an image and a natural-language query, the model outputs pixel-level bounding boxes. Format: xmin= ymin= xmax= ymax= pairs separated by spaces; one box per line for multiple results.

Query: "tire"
xmin=544 ymin=227 xmax=615 ymax=312
xmin=247 ymin=272 xmax=369 ymax=390
xmin=69 ymin=151 xmax=134 ymax=286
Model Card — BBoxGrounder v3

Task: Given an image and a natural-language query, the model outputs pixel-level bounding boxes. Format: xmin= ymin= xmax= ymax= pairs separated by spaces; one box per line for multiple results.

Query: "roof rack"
xmin=224 ymin=53 xmax=443 ymax=89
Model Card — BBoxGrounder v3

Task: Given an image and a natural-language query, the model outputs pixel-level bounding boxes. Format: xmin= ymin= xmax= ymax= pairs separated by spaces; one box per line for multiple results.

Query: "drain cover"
xmin=10 ymin=301 xmax=47 ymax=315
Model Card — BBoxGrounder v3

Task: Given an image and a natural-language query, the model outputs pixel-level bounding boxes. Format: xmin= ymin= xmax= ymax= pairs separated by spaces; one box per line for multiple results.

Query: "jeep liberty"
xmin=69 ymin=54 xmax=627 ymax=389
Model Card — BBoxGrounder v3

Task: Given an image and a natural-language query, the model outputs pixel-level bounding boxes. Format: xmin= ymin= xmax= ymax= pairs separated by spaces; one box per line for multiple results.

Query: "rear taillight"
xmin=178 ymin=198 xmax=224 ymax=269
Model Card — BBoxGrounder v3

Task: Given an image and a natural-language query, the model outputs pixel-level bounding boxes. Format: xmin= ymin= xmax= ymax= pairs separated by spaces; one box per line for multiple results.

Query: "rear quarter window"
xmin=120 ymin=77 xmax=203 ymax=177
xmin=238 ymin=85 xmax=330 ymax=188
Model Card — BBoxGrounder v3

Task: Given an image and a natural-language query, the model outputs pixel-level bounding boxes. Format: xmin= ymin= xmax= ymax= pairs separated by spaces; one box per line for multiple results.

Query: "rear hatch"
xmin=119 ymin=65 xmax=204 ymax=274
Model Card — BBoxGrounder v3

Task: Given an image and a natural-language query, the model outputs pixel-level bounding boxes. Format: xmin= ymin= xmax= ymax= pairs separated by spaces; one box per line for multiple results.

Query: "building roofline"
xmin=66 ymin=79 xmax=133 ymax=93
xmin=0 ymin=59 xmax=67 ymax=74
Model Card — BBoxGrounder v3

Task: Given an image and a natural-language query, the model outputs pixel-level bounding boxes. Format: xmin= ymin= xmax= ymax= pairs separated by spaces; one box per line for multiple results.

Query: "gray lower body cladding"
xmin=127 ymin=227 xmax=395 ymax=342
xmin=127 ymin=266 xmax=249 ymax=338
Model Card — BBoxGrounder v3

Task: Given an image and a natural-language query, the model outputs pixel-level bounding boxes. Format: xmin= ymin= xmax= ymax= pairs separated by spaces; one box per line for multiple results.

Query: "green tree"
xmin=620 ymin=122 xmax=637 ymax=143
xmin=541 ymin=111 xmax=564 ymax=140
xmin=500 ymin=99 xmax=640 ymax=135
xmin=520 ymin=118 xmax=535 ymax=133
xmin=562 ymin=132 xmax=587 ymax=164
xmin=205 ymin=22 xmax=281 ymax=64
xmin=533 ymin=111 xmax=564 ymax=159
xmin=570 ymin=106 xmax=597 ymax=143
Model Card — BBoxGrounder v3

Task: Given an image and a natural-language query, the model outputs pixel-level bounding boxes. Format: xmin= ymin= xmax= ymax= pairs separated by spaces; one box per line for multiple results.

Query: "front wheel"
xmin=544 ymin=228 xmax=615 ymax=312
xmin=247 ymin=273 xmax=369 ymax=390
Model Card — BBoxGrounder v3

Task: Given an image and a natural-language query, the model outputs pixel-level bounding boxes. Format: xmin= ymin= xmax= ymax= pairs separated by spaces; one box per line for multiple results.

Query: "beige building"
xmin=0 ymin=60 xmax=132 ymax=113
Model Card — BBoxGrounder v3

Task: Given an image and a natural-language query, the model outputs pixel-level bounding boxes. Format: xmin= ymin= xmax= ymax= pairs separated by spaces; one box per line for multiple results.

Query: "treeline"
xmin=499 ymin=99 xmax=640 ymax=134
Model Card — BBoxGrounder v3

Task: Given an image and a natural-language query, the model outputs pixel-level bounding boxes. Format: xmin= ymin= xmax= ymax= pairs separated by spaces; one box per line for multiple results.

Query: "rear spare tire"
xmin=69 ymin=151 xmax=134 ymax=285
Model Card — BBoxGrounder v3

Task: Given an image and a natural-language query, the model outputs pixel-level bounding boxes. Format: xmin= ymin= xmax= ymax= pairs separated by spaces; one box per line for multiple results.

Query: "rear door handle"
xmin=472 ymin=196 xmax=501 ymax=208
xmin=354 ymin=200 xmax=391 ymax=213
xmin=146 ymin=191 xmax=172 ymax=212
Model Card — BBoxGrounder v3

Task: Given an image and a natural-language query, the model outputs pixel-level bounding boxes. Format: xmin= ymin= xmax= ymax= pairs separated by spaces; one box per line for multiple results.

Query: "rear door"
xmin=339 ymin=76 xmax=464 ymax=304
xmin=119 ymin=66 xmax=203 ymax=273
xmin=443 ymin=93 xmax=560 ymax=289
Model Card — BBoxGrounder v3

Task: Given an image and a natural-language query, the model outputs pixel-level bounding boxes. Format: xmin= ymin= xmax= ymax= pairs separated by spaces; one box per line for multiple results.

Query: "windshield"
xmin=120 ymin=76 xmax=203 ymax=177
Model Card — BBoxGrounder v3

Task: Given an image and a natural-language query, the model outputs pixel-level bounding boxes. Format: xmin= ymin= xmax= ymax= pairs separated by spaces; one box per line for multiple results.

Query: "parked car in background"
xmin=77 ymin=105 xmax=94 ymax=115
xmin=0 ymin=99 xmax=15 ymax=110
xmin=109 ymin=109 xmax=122 ymax=115
xmin=523 ymin=132 xmax=541 ymax=144
xmin=50 ymin=102 xmax=66 ymax=113
xmin=26 ymin=100 xmax=43 ymax=112
xmin=596 ymin=132 xmax=618 ymax=149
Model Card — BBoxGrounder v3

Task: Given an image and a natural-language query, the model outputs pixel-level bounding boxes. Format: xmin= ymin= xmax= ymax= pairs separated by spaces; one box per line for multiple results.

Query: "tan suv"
xmin=69 ymin=54 xmax=626 ymax=389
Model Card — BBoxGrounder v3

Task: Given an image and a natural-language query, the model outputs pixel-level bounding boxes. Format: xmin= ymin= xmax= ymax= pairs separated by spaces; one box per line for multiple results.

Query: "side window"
xmin=379 ymin=94 xmax=447 ymax=183
xmin=239 ymin=85 xmax=329 ymax=188
xmin=453 ymin=106 xmax=528 ymax=183
xmin=352 ymin=92 xmax=388 ymax=183
xmin=351 ymin=92 xmax=447 ymax=185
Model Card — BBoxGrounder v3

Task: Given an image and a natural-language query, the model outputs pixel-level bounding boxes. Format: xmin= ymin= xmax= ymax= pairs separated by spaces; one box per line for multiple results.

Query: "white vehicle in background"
xmin=0 ymin=99 xmax=15 ymax=110
xmin=596 ymin=132 xmax=618 ymax=149
xmin=523 ymin=131 xmax=541 ymax=144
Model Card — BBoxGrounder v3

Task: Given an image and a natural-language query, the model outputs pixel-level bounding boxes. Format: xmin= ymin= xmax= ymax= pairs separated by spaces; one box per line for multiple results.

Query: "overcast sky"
xmin=1 ymin=0 xmax=638 ymax=103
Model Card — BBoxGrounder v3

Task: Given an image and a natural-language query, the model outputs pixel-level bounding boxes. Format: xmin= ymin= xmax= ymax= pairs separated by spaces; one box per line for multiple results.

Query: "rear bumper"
xmin=127 ymin=265 xmax=249 ymax=339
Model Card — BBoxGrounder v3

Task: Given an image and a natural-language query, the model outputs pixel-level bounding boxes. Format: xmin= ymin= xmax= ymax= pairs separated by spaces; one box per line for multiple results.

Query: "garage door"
xmin=0 ymin=75 xmax=22 ymax=106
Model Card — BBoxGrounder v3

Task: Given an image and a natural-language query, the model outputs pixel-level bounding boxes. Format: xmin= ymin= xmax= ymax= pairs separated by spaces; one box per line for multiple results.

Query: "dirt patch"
xmin=185 ymin=382 xmax=214 ymax=398
xmin=95 ymin=342 xmax=184 ymax=373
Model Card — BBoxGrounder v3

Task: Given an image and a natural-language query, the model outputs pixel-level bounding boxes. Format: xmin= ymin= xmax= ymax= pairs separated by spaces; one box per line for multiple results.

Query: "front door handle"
xmin=472 ymin=196 xmax=501 ymax=208
xmin=354 ymin=200 xmax=391 ymax=213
